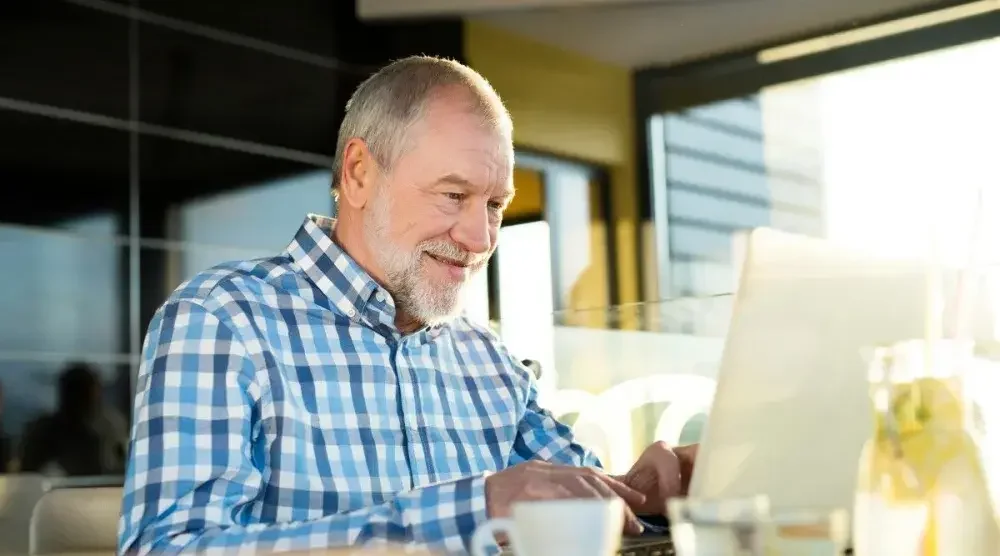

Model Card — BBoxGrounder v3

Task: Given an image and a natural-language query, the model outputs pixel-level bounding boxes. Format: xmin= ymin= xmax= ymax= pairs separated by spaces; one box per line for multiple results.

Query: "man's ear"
xmin=338 ymin=138 xmax=378 ymax=209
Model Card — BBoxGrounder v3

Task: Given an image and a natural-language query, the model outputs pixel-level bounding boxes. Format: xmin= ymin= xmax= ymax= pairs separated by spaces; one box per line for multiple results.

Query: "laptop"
xmin=619 ymin=227 xmax=962 ymax=555
xmin=689 ymin=227 xmax=945 ymax=513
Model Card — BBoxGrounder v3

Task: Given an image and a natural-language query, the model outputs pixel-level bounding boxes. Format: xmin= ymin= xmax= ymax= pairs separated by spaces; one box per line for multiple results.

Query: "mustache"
xmin=421 ymin=241 xmax=491 ymax=268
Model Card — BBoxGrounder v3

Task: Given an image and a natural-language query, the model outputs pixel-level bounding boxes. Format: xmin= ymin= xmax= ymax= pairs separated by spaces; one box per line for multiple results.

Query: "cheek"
xmin=401 ymin=217 xmax=455 ymax=248
xmin=389 ymin=198 xmax=447 ymax=242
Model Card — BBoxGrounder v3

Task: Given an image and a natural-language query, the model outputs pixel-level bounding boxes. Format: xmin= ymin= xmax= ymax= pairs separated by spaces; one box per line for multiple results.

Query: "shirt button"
xmin=375 ymin=291 xmax=385 ymax=302
xmin=347 ymin=308 xmax=357 ymax=318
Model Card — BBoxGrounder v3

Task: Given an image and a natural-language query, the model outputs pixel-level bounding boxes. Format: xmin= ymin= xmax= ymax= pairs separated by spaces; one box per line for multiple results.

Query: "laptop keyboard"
xmin=497 ymin=537 xmax=674 ymax=556
xmin=618 ymin=537 xmax=676 ymax=556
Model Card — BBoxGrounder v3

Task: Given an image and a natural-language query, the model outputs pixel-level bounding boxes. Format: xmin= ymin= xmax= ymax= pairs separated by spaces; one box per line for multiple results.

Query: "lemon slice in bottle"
xmin=870 ymin=378 xmax=966 ymax=502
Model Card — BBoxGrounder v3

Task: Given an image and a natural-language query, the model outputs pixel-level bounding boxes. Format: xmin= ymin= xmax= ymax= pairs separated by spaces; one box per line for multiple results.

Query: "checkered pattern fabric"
xmin=119 ymin=215 xmax=599 ymax=556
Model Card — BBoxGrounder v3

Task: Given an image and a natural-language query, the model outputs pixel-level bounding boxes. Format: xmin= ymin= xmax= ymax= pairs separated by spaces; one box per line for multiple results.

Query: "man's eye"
xmin=445 ymin=192 xmax=465 ymax=202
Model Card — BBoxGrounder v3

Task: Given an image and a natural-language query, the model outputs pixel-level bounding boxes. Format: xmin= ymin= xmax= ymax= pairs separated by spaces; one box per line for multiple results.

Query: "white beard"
xmin=362 ymin=184 xmax=488 ymax=326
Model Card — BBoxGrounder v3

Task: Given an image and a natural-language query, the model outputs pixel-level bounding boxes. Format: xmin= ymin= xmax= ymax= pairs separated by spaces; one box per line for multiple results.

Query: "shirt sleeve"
xmin=119 ymin=299 xmax=488 ymax=556
xmin=506 ymin=366 xmax=602 ymax=468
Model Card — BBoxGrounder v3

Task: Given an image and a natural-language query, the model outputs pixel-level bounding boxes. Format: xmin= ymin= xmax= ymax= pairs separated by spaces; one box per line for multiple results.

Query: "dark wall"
xmin=0 ymin=0 xmax=463 ymax=436
xmin=1 ymin=0 xmax=464 ymax=222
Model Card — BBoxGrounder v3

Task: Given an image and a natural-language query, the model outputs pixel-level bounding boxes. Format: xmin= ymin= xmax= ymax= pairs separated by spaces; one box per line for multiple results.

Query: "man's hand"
xmin=485 ymin=460 xmax=648 ymax=535
xmin=620 ymin=441 xmax=699 ymax=516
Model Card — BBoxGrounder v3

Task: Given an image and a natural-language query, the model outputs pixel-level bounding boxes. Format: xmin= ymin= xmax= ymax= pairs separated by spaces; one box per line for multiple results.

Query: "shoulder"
xmin=169 ymin=255 xmax=293 ymax=311
xmin=445 ymin=316 xmax=500 ymax=343
xmin=141 ymin=256 xmax=303 ymax=380
xmin=152 ymin=255 xmax=298 ymax=333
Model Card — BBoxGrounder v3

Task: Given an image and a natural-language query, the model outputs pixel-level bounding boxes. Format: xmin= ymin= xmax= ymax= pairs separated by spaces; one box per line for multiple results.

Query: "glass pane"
xmin=0 ymin=221 xmax=124 ymax=356
xmin=463 ymin=264 xmax=491 ymax=327
xmin=138 ymin=22 xmax=338 ymax=152
xmin=0 ymin=359 xmax=132 ymax=440
xmin=507 ymin=167 xmax=544 ymax=220
xmin=651 ymin=35 xmax=1000 ymax=299
xmin=497 ymin=222 xmax=554 ymax=322
xmin=0 ymin=2 xmax=128 ymax=117
xmin=495 ymin=221 xmax=556 ymax=374
xmin=500 ymin=297 xmax=732 ymax=475
xmin=123 ymin=0 xmax=340 ymax=57
xmin=178 ymin=169 xmax=332 ymax=251
xmin=150 ymin=244 xmax=270 ymax=295
xmin=138 ymin=135 xmax=328 ymax=240
xmin=173 ymin=168 xmax=333 ymax=279
xmin=545 ymin=165 xmax=610 ymax=312
xmin=0 ymin=111 xmax=129 ymax=229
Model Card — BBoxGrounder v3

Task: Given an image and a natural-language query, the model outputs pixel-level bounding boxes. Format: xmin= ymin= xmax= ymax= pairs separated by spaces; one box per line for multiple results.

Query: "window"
xmin=0 ymin=216 xmax=126 ymax=435
xmin=649 ymin=33 xmax=1000 ymax=299
xmin=489 ymin=154 xmax=615 ymax=326
xmin=169 ymin=169 xmax=333 ymax=286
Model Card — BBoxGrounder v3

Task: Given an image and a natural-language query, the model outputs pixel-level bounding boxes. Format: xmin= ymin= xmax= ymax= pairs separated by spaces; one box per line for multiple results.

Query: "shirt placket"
xmin=394 ymin=335 xmax=434 ymax=488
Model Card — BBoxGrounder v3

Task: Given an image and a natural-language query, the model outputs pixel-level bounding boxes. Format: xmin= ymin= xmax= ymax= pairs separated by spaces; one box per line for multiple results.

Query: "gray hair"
xmin=331 ymin=56 xmax=511 ymax=196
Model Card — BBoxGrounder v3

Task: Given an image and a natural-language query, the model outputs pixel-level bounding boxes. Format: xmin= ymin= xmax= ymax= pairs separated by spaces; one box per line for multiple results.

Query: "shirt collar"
xmin=283 ymin=214 xmax=385 ymax=322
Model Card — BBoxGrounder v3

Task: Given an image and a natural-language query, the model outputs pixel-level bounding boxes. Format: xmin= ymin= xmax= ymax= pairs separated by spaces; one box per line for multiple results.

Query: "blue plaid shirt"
xmin=119 ymin=215 xmax=599 ymax=555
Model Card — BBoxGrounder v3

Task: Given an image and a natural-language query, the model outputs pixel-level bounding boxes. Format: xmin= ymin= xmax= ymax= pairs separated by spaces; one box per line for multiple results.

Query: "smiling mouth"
xmin=426 ymin=253 xmax=469 ymax=268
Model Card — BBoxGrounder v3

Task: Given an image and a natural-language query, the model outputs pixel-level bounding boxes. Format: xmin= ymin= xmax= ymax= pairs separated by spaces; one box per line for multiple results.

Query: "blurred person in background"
xmin=120 ymin=55 xmax=698 ymax=556
xmin=20 ymin=362 xmax=127 ymax=476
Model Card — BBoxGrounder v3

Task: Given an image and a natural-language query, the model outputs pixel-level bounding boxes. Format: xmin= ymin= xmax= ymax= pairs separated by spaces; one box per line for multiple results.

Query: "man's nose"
xmin=451 ymin=205 xmax=493 ymax=255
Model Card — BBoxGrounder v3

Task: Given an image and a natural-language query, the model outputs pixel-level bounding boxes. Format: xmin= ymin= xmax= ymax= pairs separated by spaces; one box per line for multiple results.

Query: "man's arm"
xmin=490 ymin=367 xmax=650 ymax=534
xmin=119 ymin=299 xmax=487 ymax=556
xmin=506 ymin=370 xmax=601 ymax=468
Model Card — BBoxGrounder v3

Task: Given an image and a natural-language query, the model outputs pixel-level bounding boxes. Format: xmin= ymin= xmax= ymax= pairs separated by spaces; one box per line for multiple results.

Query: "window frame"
xmin=634 ymin=4 xmax=1000 ymax=297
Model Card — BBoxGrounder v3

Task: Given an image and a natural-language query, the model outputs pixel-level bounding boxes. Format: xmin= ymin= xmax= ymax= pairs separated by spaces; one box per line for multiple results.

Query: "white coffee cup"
xmin=470 ymin=498 xmax=625 ymax=556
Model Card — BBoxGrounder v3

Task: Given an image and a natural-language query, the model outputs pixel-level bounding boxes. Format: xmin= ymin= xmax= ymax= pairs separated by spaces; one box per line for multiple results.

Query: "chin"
xmin=409 ymin=307 xmax=462 ymax=328
xmin=405 ymin=275 xmax=465 ymax=321
xmin=411 ymin=297 xmax=463 ymax=325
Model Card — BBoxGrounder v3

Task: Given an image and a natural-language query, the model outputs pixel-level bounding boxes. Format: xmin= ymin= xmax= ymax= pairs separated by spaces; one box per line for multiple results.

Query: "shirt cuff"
xmin=394 ymin=473 xmax=491 ymax=554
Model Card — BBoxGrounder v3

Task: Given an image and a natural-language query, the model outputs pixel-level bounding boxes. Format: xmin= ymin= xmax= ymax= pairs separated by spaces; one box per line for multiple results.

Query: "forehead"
xmin=404 ymin=92 xmax=513 ymax=188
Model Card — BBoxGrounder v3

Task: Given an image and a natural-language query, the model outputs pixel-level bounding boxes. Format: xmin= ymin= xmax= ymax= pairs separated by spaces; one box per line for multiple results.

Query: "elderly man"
xmin=119 ymin=56 xmax=698 ymax=555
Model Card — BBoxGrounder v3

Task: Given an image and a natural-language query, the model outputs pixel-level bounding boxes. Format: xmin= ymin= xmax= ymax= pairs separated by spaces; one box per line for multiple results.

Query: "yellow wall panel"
xmin=506 ymin=167 xmax=545 ymax=220
xmin=464 ymin=20 xmax=640 ymax=307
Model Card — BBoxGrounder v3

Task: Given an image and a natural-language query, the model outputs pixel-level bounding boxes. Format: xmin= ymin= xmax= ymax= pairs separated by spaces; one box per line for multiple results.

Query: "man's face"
xmin=362 ymin=91 xmax=513 ymax=325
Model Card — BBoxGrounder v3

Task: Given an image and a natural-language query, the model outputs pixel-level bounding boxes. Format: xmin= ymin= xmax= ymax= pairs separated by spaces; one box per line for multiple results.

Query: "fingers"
xmin=595 ymin=473 xmax=647 ymax=508
xmin=506 ymin=462 xmax=651 ymax=534
xmin=658 ymin=468 xmax=683 ymax=500
xmin=551 ymin=467 xmax=646 ymax=504
xmin=581 ymin=475 xmax=645 ymax=535
xmin=674 ymin=444 xmax=699 ymax=496
xmin=647 ymin=449 xmax=682 ymax=500
xmin=554 ymin=468 xmax=646 ymax=535
xmin=623 ymin=506 xmax=644 ymax=536
xmin=674 ymin=444 xmax=699 ymax=461
xmin=560 ymin=474 xmax=604 ymax=499
xmin=551 ymin=483 xmax=575 ymax=499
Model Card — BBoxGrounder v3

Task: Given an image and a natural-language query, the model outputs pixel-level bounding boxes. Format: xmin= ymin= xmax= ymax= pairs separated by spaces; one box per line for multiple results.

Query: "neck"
xmin=395 ymin=314 xmax=424 ymax=335
xmin=331 ymin=211 xmax=425 ymax=333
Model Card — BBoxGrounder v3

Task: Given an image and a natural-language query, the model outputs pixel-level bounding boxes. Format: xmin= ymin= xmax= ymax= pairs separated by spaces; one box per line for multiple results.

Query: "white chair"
xmin=0 ymin=474 xmax=49 ymax=556
xmin=30 ymin=486 xmax=121 ymax=556
xmin=572 ymin=374 xmax=717 ymax=474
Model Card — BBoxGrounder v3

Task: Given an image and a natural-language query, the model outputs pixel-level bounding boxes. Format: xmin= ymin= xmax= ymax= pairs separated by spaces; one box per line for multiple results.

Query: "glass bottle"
xmin=853 ymin=339 xmax=1000 ymax=555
